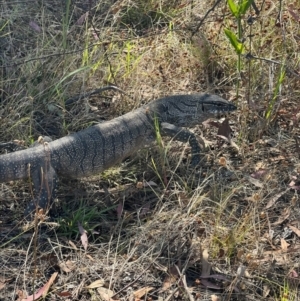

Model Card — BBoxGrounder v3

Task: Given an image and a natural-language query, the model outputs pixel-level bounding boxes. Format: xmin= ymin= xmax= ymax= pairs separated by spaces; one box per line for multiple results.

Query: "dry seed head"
xmin=246 ymin=253 xmax=253 ymax=262
xmin=219 ymin=157 xmax=227 ymax=166
xmin=260 ymin=211 xmax=266 ymax=219
xmin=136 ymin=182 xmax=143 ymax=189
xmin=253 ymin=193 xmax=261 ymax=202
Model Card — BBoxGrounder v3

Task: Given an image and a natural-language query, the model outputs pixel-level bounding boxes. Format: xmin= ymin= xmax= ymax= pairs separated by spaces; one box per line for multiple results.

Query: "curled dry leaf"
xmin=29 ymin=21 xmax=41 ymax=33
xmin=211 ymin=294 xmax=221 ymax=301
xmin=133 ymin=286 xmax=154 ymax=298
xmin=201 ymin=249 xmax=211 ymax=277
xmin=288 ymin=224 xmax=300 ymax=237
xmin=21 ymin=272 xmax=58 ymax=301
xmin=59 ymin=260 xmax=76 ymax=273
xmin=78 ymin=222 xmax=88 ymax=251
xmin=68 ymin=240 xmax=78 ymax=250
xmin=280 ymin=238 xmax=289 ymax=251
xmin=86 ymin=279 xmax=105 ymax=289
xmin=97 ymin=287 xmax=114 ymax=301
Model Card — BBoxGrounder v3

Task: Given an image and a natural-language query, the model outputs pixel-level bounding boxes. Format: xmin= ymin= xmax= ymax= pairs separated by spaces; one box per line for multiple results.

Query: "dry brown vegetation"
xmin=1 ymin=0 xmax=300 ymax=300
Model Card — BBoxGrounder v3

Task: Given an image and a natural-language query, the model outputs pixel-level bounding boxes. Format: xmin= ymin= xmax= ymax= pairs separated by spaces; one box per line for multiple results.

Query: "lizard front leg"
xmin=160 ymin=122 xmax=203 ymax=166
xmin=25 ymin=137 xmax=57 ymax=218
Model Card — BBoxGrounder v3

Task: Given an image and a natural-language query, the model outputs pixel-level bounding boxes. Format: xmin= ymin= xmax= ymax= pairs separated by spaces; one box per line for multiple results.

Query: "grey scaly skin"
xmin=0 ymin=94 xmax=236 ymax=216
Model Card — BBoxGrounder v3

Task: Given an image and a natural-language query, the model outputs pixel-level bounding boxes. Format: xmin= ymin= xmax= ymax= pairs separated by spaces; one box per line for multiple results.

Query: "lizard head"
xmin=160 ymin=93 xmax=237 ymax=127
xmin=198 ymin=93 xmax=237 ymax=117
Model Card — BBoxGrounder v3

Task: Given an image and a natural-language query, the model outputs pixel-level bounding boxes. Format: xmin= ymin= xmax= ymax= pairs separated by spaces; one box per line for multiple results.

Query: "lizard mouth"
xmin=216 ymin=103 xmax=237 ymax=118
xmin=216 ymin=111 xmax=232 ymax=119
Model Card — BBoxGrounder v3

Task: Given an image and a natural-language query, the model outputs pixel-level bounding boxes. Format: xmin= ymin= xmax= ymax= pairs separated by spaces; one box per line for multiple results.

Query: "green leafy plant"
xmin=224 ymin=28 xmax=244 ymax=55
xmin=224 ymin=0 xmax=253 ymax=95
xmin=57 ymin=200 xmax=114 ymax=238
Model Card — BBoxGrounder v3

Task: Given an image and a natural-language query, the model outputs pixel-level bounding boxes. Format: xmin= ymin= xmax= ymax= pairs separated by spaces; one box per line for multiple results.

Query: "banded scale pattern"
xmin=0 ymin=93 xmax=236 ymax=215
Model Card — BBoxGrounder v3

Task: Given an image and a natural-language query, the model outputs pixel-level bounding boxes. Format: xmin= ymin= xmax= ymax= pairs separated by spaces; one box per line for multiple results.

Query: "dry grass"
xmin=1 ymin=0 xmax=300 ymax=300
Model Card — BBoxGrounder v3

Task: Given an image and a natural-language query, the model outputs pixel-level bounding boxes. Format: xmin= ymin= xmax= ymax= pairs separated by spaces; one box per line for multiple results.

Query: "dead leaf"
xmin=133 ymin=287 xmax=154 ymax=298
xmin=78 ymin=222 xmax=88 ymax=251
xmin=280 ymin=238 xmax=289 ymax=252
xmin=42 ymin=272 xmax=58 ymax=298
xmin=211 ymin=294 xmax=221 ymax=301
xmin=217 ymin=118 xmax=233 ymax=141
xmin=56 ymin=291 xmax=72 ymax=297
xmin=76 ymin=12 xmax=89 ymax=26
xmin=117 ymin=201 xmax=123 ymax=219
xmin=0 ymin=278 xmax=6 ymax=290
xmin=251 ymin=169 xmax=269 ymax=179
xmin=247 ymin=176 xmax=264 ymax=188
xmin=288 ymin=178 xmax=300 ymax=190
xmin=265 ymin=188 xmax=290 ymax=209
xmin=201 ymin=249 xmax=211 ymax=277
xmin=21 ymin=272 xmax=58 ymax=301
xmin=162 ymin=266 xmax=180 ymax=291
xmin=68 ymin=240 xmax=78 ymax=250
xmin=29 ymin=21 xmax=41 ymax=33
xmin=289 ymin=269 xmax=299 ymax=278
xmin=272 ymin=208 xmax=290 ymax=225
xmin=97 ymin=287 xmax=114 ymax=301
xmin=17 ymin=290 xmax=26 ymax=301
xmin=86 ymin=254 xmax=95 ymax=261
xmin=59 ymin=260 xmax=76 ymax=273
xmin=162 ymin=276 xmax=173 ymax=291
xmin=288 ymin=224 xmax=300 ymax=237
xmin=263 ymin=285 xmax=270 ymax=297
xmin=86 ymin=279 xmax=105 ymax=289
xmin=288 ymin=7 xmax=300 ymax=22
xmin=142 ymin=180 xmax=158 ymax=187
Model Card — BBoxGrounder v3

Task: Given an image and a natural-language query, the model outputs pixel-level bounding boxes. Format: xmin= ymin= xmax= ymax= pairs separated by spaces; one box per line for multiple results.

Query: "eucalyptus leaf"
xmin=224 ymin=28 xmax=244 ymax=54
xmin=239 ymin=0 xmax=254 ymax=15
xmin=227 ymin=0 xmax=239 ymax=18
